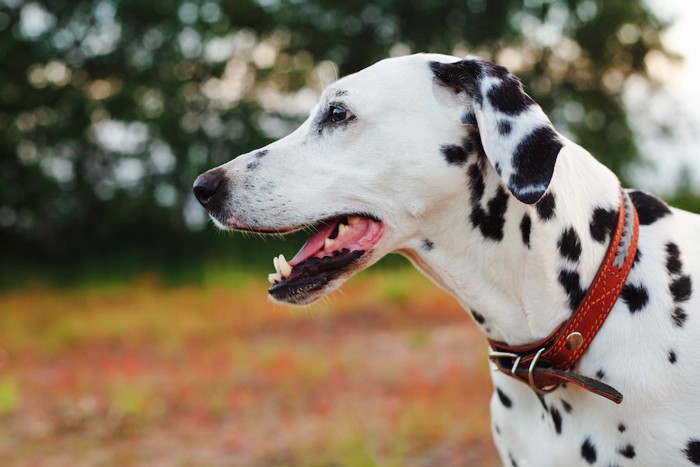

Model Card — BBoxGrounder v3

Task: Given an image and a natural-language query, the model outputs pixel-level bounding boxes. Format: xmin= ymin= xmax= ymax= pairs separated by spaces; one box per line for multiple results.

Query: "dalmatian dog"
xmin=193 ymin=53 xmax=700 ymax=465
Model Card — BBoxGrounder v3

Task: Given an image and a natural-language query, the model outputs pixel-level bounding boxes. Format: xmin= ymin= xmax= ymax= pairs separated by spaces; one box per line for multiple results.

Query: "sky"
xmin=631 ymin=0 xmax=700 ymax=194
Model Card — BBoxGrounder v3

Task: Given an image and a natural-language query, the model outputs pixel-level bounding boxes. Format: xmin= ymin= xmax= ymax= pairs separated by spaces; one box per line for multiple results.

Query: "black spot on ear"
xmin=487 ymin=75 xmax=536 ymax=115
xmin=255 ymin=150 xmax=269 ymax=158
xmin=666 ymin=242 xmax=683 ymax=275
xmin=595 ymin=369 xmax=606 ymax=381
xmin=684 ymin=439 xmax=700 ymax=465
xmin=471 ymin=309 xmax=486 ymax=325
xmin=670 ymin=275 xmax=693 ymax=303
xmin=550 ymin=407 xmax=562 ymax=434
xmin=619 ymin=444 xmax=636 ymax=459
xmin=509 ymin=127 xmax=562 ymax=205
xmin=558 ymin=269 xmax=586 ymax=311
xmin=469 ymin=185 xmax=510 ymax=242
xmin=536 ymin=192 xmax=556 ymax=221
xmin=421 ymin=238 xmax=434 ymax=251
xmin=558 ymin=227 xmax=582 ymax=262
xmin=629 ymin=190 xmax=672 ymax=225
xmin=441 ymin=144 xmax=469 ymax=166
xmin=618 ymin=423 xmax=626 ymax=433
xmin=520 ymin=214 xmax=532 ymax=248
xmin=561 ymin=399 xmax=572 ymax=413
xmin=430 ymin=59 xmax=485 ymax=105
xmin=590 ymin=207 xmax=618 ymax=244
xmin=669 ymin=350 xmax=677 ymax=364
xmin=498 ymin=120 xmax=512 ymax=135
xmin=581 ymin=438 xmax=597 ymax=464
xmin=621 ymin=284 xmax=649 ymax=313
xmin=672 ymin=307 xmax=687 ymax=328
xmin=496 ymin=387 xmax=513 ymax=408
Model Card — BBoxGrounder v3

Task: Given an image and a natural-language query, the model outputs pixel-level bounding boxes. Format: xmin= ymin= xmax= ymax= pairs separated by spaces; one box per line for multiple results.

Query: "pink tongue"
xmin=289 ymin=219 xmax=341 ymax=266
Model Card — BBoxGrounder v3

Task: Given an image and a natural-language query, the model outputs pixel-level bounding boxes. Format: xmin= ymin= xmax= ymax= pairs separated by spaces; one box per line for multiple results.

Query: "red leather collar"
xmin=487 ymin=190 xmax=639 ymax=404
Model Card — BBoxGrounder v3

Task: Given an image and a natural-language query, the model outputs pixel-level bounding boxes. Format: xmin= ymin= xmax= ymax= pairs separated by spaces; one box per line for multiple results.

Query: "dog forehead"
xmin=327 ymin=53 xmax=460 ymax=104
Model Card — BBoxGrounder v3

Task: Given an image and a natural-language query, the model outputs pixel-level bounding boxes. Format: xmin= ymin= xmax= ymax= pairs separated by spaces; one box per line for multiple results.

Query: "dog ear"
xmin=430 ymin=57 xmax=563 ymax=204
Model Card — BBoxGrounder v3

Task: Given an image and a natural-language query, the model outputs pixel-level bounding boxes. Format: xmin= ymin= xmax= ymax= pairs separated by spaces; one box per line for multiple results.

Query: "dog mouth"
xmin=267 ymin=215 xmax=384 ymax=303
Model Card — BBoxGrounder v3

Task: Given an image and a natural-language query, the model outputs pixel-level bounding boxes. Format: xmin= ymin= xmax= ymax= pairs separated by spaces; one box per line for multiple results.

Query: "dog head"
xmin=193 ymin=53 xmax=563 ymax=305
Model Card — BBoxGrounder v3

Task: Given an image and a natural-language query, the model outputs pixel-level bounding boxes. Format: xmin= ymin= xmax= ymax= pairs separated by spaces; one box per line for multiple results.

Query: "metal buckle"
xmin=528 ymin=348 xmax=560 ymax=394
xmin=490 ymin=348 xmax=561 ymax=395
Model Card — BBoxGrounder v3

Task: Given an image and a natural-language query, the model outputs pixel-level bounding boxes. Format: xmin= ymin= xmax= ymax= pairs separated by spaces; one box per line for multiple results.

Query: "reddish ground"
xmin=0 ymin=271 xmax=500 ymax=466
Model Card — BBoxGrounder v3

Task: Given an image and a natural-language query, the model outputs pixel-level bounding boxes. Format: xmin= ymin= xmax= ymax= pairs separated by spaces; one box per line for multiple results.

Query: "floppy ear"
xmin=430 ymin=57 xmax=563 ymax=204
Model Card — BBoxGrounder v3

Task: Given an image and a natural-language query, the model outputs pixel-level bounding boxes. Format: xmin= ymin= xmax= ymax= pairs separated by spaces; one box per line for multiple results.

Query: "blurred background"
xmin=0 ymin=0 xmax=698 ymax=465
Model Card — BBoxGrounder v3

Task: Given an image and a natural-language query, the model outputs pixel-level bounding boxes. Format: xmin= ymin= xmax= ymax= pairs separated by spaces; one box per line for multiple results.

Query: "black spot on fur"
xmin=494 ymin=424 xmax=501 ymax=435
xmin=462 ymin=133 xmax=487 ymax=159
xmin=685 ymin=439 xmax=700 ymax=465
xmin=421 ymin=239 xmax=434 ymax=251
xmin=633 ymin=247 xmax=643 ymax=266
xmin=520 ymin=214 xmax=532 ymax=248
xmin=618 ymin=423 xmax=626 ymax=433
xmin=581 ymin=438 xmax=597 ymax=464
xmin=666 ymin=243 xmax=683 ymax=275
xmin=558 ymin=227 xmax=582 ymax=262
xmin=629 ymin=190 xmax=672 ymax=225
xmin=468 ymin=164 xmax=486 ymax=202
xmin=496 ymin=387 xmax=512 ymax=408
xmin=509 ymin=452 xmax=518 ymax=467
xmin=471 ymin=309 xmax=486 ymax=325
xmin=462 ymin=111 xmax=478 ymax=127
xmin=536 ymin=393 xmax=547 ymax=411
xmin=558 ymin=269 xmax=587 ymax=311
xmin=561 ymin=399 xmax=573 ymax=413
xmin=550 ymin=407 xmax=562 ymax=435
xmin=255 ymin=150 xmax=269 ymax=158
xmin=670 ymin=275 xmax=693 ymax=303
xmin=669 ymin=350 xmax=677 ymax=364
xmin=487 ymin=75 xmax=535 ymax=115
xmin=441 ymin=144 xmax=469 ymax=166
xmin=619 ymin=444 xmax=636 ymax=459
xmin=536 ymin=192 xmax=556 ymax=221
xmin=590 ymin=207 xmax=618 ymax=244
xmin=621 ymin=284 xmax=649 ymax=313
xmin=499 ymin=120 xmax=512 ymax=135
xmin=509 ymin=127 xmax=562 ymax=205
xmin=595 ymin=369 xmax=606 ymax=381
xmin=469 ymin=182 xmax=510 ymax=242
xmin=672 ymin=307 xmax=687 ymax=328
xmin=246 ymin=161 xmax=260 ymax=171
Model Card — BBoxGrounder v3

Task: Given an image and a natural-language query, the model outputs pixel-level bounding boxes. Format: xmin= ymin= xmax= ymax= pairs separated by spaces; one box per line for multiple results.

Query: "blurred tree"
xmin=0 ymin=0 xmax=688 ymax=273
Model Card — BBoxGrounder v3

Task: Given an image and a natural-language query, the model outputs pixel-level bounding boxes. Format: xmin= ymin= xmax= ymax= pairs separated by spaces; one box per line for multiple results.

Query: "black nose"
xmin=193 ymin=169 xmax=225 ymax=208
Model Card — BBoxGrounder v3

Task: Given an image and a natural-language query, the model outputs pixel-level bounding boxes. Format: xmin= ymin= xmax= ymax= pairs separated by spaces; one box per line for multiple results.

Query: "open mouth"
xmin=267 ymin=215 xmax=384 ymax=302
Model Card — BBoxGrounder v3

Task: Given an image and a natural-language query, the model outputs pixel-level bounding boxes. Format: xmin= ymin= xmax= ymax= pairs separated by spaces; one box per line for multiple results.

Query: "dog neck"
xmin=400 ymin=142 xmax=621 ymax=346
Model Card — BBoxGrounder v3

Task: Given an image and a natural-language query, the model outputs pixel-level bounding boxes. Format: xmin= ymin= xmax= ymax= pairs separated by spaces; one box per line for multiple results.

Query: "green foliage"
xmin=0 ymin=0 xmax=680 ymax=275
xmin=0 ymin=377 xmax=20 ymax=414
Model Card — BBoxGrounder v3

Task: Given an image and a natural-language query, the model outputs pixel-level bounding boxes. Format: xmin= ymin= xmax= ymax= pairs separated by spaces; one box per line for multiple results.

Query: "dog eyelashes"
xmin=318 ymin=103 xmax=356 ymax=132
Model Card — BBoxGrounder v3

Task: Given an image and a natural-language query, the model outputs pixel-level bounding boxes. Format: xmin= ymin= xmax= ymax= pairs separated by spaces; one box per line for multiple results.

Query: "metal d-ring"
xmin=528 ymin=348 xmax=560 ymax=394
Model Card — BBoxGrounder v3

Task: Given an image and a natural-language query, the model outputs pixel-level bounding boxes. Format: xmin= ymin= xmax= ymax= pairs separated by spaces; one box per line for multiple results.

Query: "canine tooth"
xmin=268 ymin=273 xmax=278 ymax=284
xmin=278 ymin=254 xmax=292 ymax=277
xmin=348 ymin=216 xmax=361 ymax=225
xmin=273 ymin=256 xmax=280 ymax=273
xmin=338 ymin=223 xmax=349 ymax=236
xmin=325 ymin=238 xmax=335 ymax=250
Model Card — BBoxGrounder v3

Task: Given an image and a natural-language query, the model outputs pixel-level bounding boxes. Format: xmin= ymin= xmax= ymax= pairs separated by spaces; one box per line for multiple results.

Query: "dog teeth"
xmin=268 ymin=273 xmax=281 ymax=284
xmin=325 ymin=238 xmax=335 ymax=250
xmin=273 ymin=256 xmax=280 ymax=273
xmin=278 ymin=254 xmax=292 ymax=277
xmin=338 ymin=223 xmax=349 ymax=237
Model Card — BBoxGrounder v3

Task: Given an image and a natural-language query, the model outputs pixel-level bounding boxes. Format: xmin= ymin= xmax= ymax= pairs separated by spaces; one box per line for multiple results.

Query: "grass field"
xmin=0 ymin=268 xmax=499 ymax=466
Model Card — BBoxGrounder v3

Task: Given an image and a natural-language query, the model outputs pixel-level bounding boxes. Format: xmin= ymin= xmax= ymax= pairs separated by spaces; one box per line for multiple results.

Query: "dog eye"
xmin=329 ymin=105 xmax=351 ymax=124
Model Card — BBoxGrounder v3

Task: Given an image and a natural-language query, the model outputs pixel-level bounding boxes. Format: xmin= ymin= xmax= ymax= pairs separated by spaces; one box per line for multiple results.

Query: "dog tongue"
xmin=289 ymin=219 xmax=341 ymax=266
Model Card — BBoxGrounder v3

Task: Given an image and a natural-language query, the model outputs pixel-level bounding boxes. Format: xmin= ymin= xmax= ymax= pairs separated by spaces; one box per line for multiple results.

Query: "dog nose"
xmin=193 ymin=169 xmax=224 ymax=208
